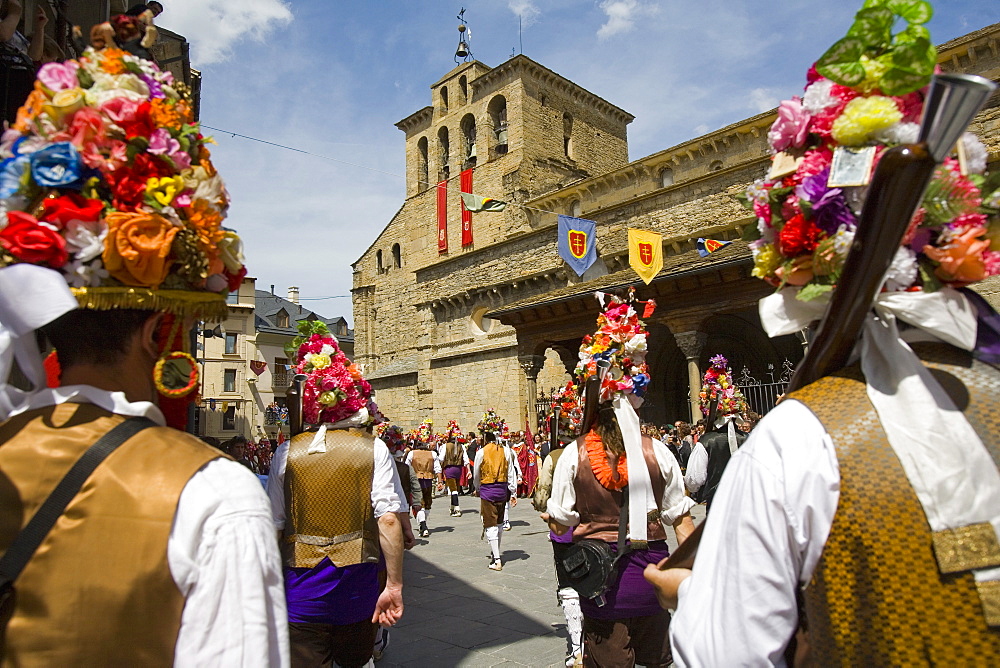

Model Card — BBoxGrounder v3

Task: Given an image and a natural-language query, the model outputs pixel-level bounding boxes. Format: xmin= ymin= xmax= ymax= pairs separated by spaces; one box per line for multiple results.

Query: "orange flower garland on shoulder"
xmin=585 ymin=430 xmax=628 ymax=490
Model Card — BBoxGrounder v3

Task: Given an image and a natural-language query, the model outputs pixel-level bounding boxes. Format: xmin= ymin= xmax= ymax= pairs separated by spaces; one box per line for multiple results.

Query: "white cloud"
xmin=508 ymin=1 xmax=541 ymax=27
xmin=597 ymin=0 xmax=655 ymax=40
xmin=156 ymin=0 xmax=293 ymax=65
xmin=748 ymin=87 xmax=780 ymax=113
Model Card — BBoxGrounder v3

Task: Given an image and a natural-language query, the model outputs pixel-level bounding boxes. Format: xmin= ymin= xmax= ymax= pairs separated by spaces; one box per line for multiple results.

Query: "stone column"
xmin=673 ymin=331 xmax=707 ymax=423
xmin=518 ymin=354 xmax=546 ymax=427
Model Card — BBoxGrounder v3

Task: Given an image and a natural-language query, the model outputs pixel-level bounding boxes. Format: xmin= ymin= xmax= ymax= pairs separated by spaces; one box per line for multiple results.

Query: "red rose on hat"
xmin=38 ymin=193 xmax=104 ymax=229
xmin=0 ymin=212 xmax=69 ymax=268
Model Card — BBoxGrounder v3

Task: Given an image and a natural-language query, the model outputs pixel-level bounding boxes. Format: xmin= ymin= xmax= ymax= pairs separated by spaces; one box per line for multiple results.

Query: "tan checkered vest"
xmin=0 ymin=403 xmax=220 ymax=667
xmin=282 ymin=428 xmax=380 ymax=569
xmin=792 ymin=343 xmax=1000 ymax=665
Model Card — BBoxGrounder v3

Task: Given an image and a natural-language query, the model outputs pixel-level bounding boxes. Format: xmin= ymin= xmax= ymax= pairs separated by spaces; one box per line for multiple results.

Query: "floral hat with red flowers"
xmin=574 ymin=289 xmax=654 ymax=407
xmin=699 ymin=354 xmax=749 ymax=418
xmin=287 ymin=320 xmax=372 ymax=426
xmin=551 ymin=380 xmax=583 ymax=436
xmin=745 ymin=0 xmax=999 ymax=299
xmin=0 ymin=48 xmax=243 ymax=320
xmin=477 ymin=409 xmax=507 ymax=438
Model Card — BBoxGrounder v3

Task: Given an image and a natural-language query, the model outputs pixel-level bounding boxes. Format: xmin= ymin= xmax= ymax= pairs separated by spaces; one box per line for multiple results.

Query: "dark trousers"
xmin=289 ymin=619 xmax=377 ymax=668
xmin=582 ymin=612 xmax=672 ymax=668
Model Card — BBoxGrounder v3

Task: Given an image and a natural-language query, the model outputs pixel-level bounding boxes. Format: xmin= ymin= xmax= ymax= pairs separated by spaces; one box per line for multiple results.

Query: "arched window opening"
xmin=710 ymin=160 xmax=724 ymax=172
xmin=376 ymin=250 xmax=384 ymax=273
xmin=391 ymin=243 xmax=401 ymax=268
xmin=417 ymin=137 xmax=429 ymax=191
xmin=440 ymin=86 xmax=449 ymax=113
xmin=488 ymin=95 xmax=508 ymax=155
xmin=570 ymin=200 xmax=582 ymax=217
xmin=562 ymin=112 xmax=574 ymax=159
xmin=459 ymin=75 xmax=468 ymax=104
xmin=438 ymin=127 xmax=450 ymax=181
xmin=660 ymin=167 xmax=674 ymax=187
xmin=461 ymin=114 xmax=476 ymax=167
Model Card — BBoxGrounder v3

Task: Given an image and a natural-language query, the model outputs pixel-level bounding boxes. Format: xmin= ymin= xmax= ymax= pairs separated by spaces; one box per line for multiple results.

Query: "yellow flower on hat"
xmin=146 ymin=176 xmax=186 ymax=207
xmin=310 ymin=353 xmax=332 ymax=370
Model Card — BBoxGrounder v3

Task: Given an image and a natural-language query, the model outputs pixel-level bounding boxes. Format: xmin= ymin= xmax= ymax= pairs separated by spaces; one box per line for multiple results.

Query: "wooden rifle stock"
xmin=286 ymin=373 xmax=307 ymax=437
xmin=579 ymin=376 xmax=600 ymax=437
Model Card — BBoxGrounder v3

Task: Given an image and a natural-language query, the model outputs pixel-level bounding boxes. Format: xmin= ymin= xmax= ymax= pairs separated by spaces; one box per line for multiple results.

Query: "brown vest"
xmin=282 ymin=428 xmax=379 ymax=569
xmin=479 ymin=443 xmax=508 ymax=485
xmin=0 ymin=403 xmax=220 ymax=667
xmin=573 ymin=434 xmax=667 ymax=544
xmin=409 ymin=449 xmax=436 ymax=479
xmin=793 ymin=343 xmax=1000 ymax=665
xmin=443 ymin=442 xmax=464 ymax=467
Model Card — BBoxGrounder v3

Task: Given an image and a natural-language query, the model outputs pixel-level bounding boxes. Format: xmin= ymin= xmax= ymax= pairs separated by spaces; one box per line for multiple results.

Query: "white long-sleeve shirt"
xmin=547 ymin=438 xmax=695 ymax=534
xmin=5 ymin=385 xmax=290 ymax=667
xmin=670 ymin=399 xmax=840 ymax=667
xmin=683 ymin=442 xmax=708 ymax=493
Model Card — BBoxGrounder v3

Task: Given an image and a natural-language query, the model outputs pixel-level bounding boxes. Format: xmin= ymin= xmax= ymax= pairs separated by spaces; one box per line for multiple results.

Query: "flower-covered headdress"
xmin=1 ymin=48 xmax=244 ymax=318
xmin=699 ymin=354 xmax=749 ymax=418
xmin=288 ymin=320 xmax=372 ymax=426
xmin=478 ymin=409 xmax=507 ymax=437
xmin=745 ymin=1 xmax=999 ymax=299
xmin=574 ymin=289 xmax=654 ymax=407
xmin=415 ymin=418 xmax=433 ymax=444
xmin=551 ymin=380 xmax=583 ymax=436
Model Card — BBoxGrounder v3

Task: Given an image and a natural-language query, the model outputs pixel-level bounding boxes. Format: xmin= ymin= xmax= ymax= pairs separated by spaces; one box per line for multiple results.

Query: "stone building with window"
xmin=198 ymin=279 xmax=353 ymax=441
xmin=353 ymin=24 xmax=1000 ymax=430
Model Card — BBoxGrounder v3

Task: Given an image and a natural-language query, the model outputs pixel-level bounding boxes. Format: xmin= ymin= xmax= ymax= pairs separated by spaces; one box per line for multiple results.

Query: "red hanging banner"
xmin=460 ymin=168 xmax=473 ymax=247
xmin=436 ymin=180 xmax=448 ymax=253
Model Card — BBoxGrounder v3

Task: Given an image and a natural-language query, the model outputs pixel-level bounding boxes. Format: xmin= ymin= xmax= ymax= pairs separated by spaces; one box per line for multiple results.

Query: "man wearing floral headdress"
xmin=644 ymin=7 xmax=1000 ymax=665
xmin=438 ymin=420 xmax=471 ymax=517
xmin=406 ymin=438 xmax=441 ymax=538
xmin=0 ymin=49 xmax=286 ymax=665
xmin=683 ymin=355 xmax=749 ymax=512
xmin=267 ymin=321 xmax=408 ymax=668
xmin=545 ymin=293 xmax=695 ymax=667
xmin=473 ymin=430 xmax=518 ymax=571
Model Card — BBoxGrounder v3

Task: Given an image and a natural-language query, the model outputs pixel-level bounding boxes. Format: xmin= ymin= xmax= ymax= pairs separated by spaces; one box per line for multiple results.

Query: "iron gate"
xmin=736 ymin=359 xmax=793 ymax=416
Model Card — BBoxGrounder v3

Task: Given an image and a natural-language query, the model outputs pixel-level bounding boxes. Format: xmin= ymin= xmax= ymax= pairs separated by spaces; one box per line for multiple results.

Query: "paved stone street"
xmin=377 ymin=495 xmax=705 ymax=668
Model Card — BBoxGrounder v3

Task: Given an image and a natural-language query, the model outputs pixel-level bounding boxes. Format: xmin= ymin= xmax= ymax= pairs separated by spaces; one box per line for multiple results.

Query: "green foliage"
xmin=284 ymin=320 xmax=331 ymax=359
xmin=796 ymin=281 xmax=835 ymax=302
xmin=816 ymin=0 xmax=935 ymax=95
xmin=742 ymin=222 xmax=762 ymax=242
xmin=917 ymin=256 xmax=943 ymax=292
xmin=921 ymin=165 xmax=981 ymax=225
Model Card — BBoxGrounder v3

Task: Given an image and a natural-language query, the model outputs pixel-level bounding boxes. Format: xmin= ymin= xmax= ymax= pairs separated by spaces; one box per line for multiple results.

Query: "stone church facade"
xmin=353 ymin=24 xmax=1000 ymax=431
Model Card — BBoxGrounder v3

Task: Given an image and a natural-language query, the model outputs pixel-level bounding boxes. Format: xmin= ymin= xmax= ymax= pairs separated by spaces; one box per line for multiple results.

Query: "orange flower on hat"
xmin=924 ymin=227 xmax=990 ymax=287
xmin=150 ymin=98 xmax=191 ymax=131
xmin=186 ymin=198 xmax=224 ymax=249
xmin=102 ymin=211 xmax=179 ymax=288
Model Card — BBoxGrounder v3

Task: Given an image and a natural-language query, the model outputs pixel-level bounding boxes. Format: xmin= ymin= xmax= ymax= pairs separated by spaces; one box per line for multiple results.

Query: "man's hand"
xmin=372 ymin=584 xmax=403 ymax=626
xmin=34 ymin=6 xmax=48 ymax=31
xmin=540 ymin=512 xmax=569 ymax=535
xmin=511 ymin=496 xmax=518 ymax=507
xmin=643 ymin=558 xmax=692 ymax=610
xmin=398 ymin=513 xmax=416 ymax=550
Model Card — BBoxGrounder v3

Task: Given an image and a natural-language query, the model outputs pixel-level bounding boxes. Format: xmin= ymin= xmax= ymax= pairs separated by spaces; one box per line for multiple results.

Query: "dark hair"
xmin=594 ymin=405 xmax=624 ymax=456
xmin=41 ymin=309 xmax=156 ymax=369
xmin=483 ymin=432 xmax=497 ymax=443
xmin=677 ymin=424 xmax=692 ymax=438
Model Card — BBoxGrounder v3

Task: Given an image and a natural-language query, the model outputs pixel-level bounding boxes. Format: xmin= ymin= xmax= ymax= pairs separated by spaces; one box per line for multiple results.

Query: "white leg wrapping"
xmin=558 ymin=586 xmax=583 ymax=656
xmin=485 ymin=525 xmax=501 ymax=560
xmin=416 ymin=509 xmax=426 ymax=524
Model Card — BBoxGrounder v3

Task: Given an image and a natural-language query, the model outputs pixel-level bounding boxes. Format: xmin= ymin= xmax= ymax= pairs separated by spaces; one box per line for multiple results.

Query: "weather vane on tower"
xmin=455 ymin=8 xmax=472 ymax=63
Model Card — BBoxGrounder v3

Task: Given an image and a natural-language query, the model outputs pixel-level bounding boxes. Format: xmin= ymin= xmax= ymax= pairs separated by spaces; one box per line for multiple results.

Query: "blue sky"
xmin=157 ymin=0 xmax=998 ymax=323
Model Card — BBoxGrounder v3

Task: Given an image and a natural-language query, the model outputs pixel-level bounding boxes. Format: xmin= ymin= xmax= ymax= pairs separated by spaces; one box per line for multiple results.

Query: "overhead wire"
xmin=201 ymin=124 xmax=571 ymax=219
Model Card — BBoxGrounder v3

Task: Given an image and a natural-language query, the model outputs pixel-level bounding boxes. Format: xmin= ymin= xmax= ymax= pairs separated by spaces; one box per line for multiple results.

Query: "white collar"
xmin=4 ymin=384 xmax=166 ymax=425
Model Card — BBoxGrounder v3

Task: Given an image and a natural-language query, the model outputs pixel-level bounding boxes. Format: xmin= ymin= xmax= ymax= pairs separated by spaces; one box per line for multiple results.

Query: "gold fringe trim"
xmin=932 ymin=523 xmax=1000 ymax=574
xmin=71 ymin=287 xmax=229 ymax=321
xmin=976 ymin=580 xmax=1000 ymax=627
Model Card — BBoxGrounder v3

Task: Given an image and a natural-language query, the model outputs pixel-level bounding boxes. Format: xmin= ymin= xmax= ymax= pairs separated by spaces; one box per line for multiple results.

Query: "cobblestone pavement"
xmin=376 ymin=494 xmax=706 ymax=668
